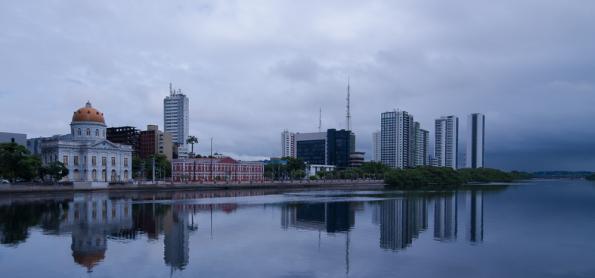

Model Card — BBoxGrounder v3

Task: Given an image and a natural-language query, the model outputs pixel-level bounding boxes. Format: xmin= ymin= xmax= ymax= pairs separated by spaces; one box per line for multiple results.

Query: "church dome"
xmin=72 ymin=101 xmax=105 ymax=124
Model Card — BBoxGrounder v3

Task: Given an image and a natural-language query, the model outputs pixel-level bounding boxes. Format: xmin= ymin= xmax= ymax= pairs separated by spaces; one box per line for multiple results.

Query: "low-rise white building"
xmin=41 ymin=102 xmax=132 ymax=187
xmin=307 ymin=164 xmax=335 ymax=177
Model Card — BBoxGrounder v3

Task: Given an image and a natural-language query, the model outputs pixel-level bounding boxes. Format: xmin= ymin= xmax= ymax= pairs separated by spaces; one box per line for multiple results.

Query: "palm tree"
xmin=186 ymin=135 xmax=198 ymax=156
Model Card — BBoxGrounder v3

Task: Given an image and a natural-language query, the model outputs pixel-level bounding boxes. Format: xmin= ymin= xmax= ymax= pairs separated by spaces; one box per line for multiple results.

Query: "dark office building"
xmin=107 ymin=126 xmax=140 ymax=154
xmin=295 ymin=129 xmax=356 ymax=167
xmin=295 ymin=132 xmax=327 ymax=165
xmin=327 ymin=129 xmax=355 ymax=168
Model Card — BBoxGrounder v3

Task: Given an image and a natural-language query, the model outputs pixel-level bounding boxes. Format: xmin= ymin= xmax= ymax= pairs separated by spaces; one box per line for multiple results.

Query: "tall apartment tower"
xmin=466 ymin=113 xmax=485 ymax=168
xmin=435 ymin=116 xmax=459 ymax=169
xmin=381 ymin=110 xmax=414 ymax=169
xmin=281 ymin=130 xmax=296 ymax=158
xmin=372 ymin=131 xmax=381 ymax=162
xmin=413 ymin=122 xmax=429 ymax=166
xmin=164 ymin=83 xmax=189 ymax=150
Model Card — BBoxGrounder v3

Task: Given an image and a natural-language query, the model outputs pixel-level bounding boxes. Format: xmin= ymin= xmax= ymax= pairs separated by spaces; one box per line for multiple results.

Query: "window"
xmin=86 ymin=128 xmax=90 ymax=136
xmin=74 ymin=156 xmax=79 ymax=166
xmin=124 ymin=158 xmax=128 ymax=167
xmin=92 ymin=156 xmax=97 ymax=166
xmin=95 ymin=129 xmax=99 ymax=136
xmin=78 ymin=129 xmax=81 ymax=136
xmin=63 ymin=155 xmax=68 ymax=166
xmin=111 ymin=157 xmax=115 ymax=166
xmin=102 ymin=157 xmax=106 ymax=166
xmin=84 ymin=156 xmax=87 ymax=166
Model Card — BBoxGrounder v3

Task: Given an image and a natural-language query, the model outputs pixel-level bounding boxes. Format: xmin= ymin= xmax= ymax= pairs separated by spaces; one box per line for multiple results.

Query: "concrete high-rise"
xmin=466 ymin=113 xmax=485 ymax=168
xmin=281 ymin=130 xmax=296 ymax=158
xmin=381 ymin=110 xmax=414 ymax=168
xmin=139 ymin=125 xmax=173 ymax=161
xmin=435 ymin=116 xmax=459 ymax=169
xmin=413 ymin=123 xmax=429 ymax=167
xmin=372 ymin=131 xmax=381 ymax=162
xmin=164 ymin=83 xmax=189 ymax=154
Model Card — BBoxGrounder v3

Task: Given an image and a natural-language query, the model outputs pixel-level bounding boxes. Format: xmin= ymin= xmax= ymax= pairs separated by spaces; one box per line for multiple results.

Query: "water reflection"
xmin=0 ymin=188 xmax=489 ymax=274
xmin=466 ymin=190 xmax=484 ymax=243
xmin=60 ymin=194 xmax=132 ymax=271
xmin=281 ymin=202 xmax=355 ymax=233
xmin=434 ymin=193 xmax=457 ymax=241
xmin=375 ymin=198 xmax=428 ymax=251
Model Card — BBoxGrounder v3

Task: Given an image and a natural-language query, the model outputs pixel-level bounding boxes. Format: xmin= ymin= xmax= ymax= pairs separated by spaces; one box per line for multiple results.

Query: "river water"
xmin=1 ymin=179 xmax=594 ymax=277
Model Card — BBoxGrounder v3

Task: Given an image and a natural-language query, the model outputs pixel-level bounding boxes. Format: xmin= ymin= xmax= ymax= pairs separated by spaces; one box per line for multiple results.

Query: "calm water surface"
xmin=1 ymin=179 xmax=594 ymax=278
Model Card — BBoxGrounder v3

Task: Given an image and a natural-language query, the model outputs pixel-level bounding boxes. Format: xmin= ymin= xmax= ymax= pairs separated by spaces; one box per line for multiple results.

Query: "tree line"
xmin=0 ymin=143 xmax=68 ymax=183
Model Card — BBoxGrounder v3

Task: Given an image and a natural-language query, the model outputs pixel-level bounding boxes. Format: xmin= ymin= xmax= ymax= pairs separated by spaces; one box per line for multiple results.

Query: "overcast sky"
xmin=1 ymin=0 xmax=594 ymax=171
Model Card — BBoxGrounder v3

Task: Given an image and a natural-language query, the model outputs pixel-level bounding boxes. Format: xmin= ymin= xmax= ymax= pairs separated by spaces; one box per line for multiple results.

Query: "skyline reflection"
xmin=0 ymin=189 xmax=488 ymax=273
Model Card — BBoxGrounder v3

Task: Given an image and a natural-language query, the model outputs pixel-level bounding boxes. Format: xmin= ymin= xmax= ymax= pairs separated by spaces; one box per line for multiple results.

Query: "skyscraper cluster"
xmin=378 ymin=110 xmax=429 ymax=168
xmin=374 ymin=111 xmax=485 ymax=169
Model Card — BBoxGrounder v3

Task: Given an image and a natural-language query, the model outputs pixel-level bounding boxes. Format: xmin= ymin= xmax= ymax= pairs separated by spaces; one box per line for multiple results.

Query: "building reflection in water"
xmin=59 ymin=193 xmax=133 ymax=272
xmin=466 ymin=190 xmax=484 ymax=243
xmin=163 ymin=205 xmax=190 ymax=271
xmin=374 ymin=197 xmax=428 ymax=251
xmin=281 ymin=202 xmax=355 ymax=233
xmin=434 ymin=193 xmax=457 ymax=241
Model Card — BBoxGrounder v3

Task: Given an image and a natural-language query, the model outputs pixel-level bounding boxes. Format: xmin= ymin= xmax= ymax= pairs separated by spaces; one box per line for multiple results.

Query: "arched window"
xmin=86 ymin=128 xmax=90 ymax=136
xmin=78 ymin=129 xmax=81 ymax=136
xmin=95 ymin=129 xmax=99 ymax=136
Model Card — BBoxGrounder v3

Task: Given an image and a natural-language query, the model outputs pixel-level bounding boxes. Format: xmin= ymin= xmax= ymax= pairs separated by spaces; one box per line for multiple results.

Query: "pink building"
xmin=172 ymin=157 xmax=264 ymax=183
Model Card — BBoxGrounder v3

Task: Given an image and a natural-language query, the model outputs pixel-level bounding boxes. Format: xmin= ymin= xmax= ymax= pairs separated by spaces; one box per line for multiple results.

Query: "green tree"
xmin=131 ymin=155 xmax=143 ymax=178
xmin=0 ymin=143 xmax=38 ymax=182
xmin=144 ymin=154 xmax=171 ymax=180
xmin=186 ymin=136 xmax=198 ymax=157
xmin=284 ymin=157 xmax=305 ymax=172
xmin=40 ymin=161 xmax=69 ymax=183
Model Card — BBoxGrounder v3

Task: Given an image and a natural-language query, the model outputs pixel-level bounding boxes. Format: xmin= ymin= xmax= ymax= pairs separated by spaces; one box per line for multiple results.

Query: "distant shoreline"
xmin=0 ymin=180 xmax=386 ymax=195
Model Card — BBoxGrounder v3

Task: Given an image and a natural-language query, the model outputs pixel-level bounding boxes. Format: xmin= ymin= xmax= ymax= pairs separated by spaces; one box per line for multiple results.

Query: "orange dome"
xmin=72 ymin=101 xmax=105 ymax=124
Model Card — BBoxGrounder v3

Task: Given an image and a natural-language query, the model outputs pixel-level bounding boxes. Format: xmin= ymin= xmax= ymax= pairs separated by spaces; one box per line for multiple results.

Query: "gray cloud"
xmin=1 ymin=0 xmax=594 ymax=171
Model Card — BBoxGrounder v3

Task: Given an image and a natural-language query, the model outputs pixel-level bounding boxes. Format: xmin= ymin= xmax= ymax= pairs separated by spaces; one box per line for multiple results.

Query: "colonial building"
xmin=172 ymin=157 xmax=264 ymax=183
xmin=41 ymin=102 xmax=133 ymax=186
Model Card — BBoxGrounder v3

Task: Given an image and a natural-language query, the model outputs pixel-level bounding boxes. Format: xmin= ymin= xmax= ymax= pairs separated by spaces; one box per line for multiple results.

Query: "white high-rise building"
xmin=466 ymin=113 xmax=485 ymax=168
xmin=281 ymin=130 xmax=296 ymax=158
xmin=164 ymin=84 xmax=189 ymax=154
xmin=381 ymin=110 xmax=414 ymax=168
xmin=413 ymin=122 xmax=429 ymax=167
xmin=372 ymin=131 xmax=381 ymax=162
xmin=435 ymin=116 xmax=459 ymax=169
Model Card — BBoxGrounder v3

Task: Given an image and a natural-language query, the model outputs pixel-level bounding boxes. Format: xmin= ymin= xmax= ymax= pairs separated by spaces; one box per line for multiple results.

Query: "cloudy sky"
xmin=1 ymin=0 xmax=594 ymax=171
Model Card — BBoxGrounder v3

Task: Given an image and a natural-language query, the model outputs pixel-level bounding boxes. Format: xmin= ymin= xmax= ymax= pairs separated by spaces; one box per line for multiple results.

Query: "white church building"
xmin=41 ymin=101 xmax=132 ymax=187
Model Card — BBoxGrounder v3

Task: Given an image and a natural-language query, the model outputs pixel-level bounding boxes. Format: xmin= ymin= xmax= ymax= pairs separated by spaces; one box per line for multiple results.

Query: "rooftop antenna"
xmin=346 ymin=76 xmax=351 ymax=131
xmin=318 ymin=107 xmax=322 ymax=132
xmin=169 ymin=82 xmax=173 ymax=96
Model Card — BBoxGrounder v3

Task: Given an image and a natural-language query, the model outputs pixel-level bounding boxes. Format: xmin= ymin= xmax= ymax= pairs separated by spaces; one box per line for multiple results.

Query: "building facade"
xmin=381 ymin=110 xmax=414 ymax=168
xmin=281 ymin=130 xmax=296 ymax=158
xmin=107 ymin=126 xmax=140 ymax=155
xmin=435 ymin=116 xmax=459 ymax=169
xmin=372 ymin=131 xmax=381 ymax=162
xmin=294 ymin=129 xmax=355 ymax=168
xmin=326 ymin=129 xmax=355 ymax=168
xmin=172 ymin=157 xmax=264 ymax=182
xmin=0 ymin=132 xmax=26 ymax=146
xmin=139 ymin=125 xmax=173 ymax=161
xmin=413 ymin=123 xmax=430 ymax=166
xmin=164 ymin=84 xmax=189 ymax=154
xmin=295 ymin=132 xmax=327 ymax=165
xmin=466 ymin=113 xmax=485 ymax=168
xmin=40 ymin=102 xmax=132 ymax=186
